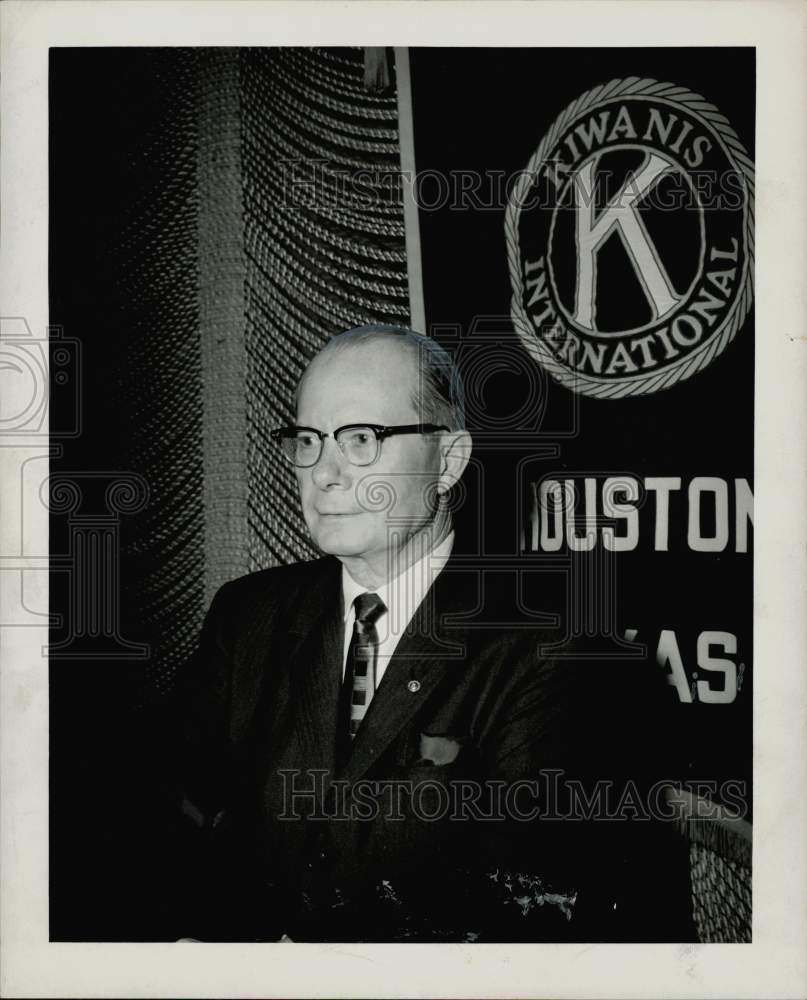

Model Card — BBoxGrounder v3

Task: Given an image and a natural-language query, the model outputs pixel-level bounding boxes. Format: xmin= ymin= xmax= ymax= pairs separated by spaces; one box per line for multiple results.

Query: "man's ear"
xmin=436 ymin=430 xmax=473 ymax=495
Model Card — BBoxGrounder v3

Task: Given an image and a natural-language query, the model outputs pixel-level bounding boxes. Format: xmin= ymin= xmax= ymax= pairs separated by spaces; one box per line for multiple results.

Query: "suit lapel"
xmin=246 ymin=554 xmax=479 ymax=789
xmin=284 ymin=559 xmax=345 ymax=785
xmin=243 ymin=558 xmax=344 ymax=788
xmin=339 ymin=559 xmax=475 ymax=785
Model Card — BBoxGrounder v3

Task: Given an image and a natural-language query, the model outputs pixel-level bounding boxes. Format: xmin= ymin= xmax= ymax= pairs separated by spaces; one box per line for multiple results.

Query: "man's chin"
xmin=309 ymin=517 xmax=370 ymax=557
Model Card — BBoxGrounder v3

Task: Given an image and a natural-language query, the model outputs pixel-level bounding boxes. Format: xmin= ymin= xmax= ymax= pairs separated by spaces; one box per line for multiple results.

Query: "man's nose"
xmin=310 ymin=436 xmax=351 ymax=489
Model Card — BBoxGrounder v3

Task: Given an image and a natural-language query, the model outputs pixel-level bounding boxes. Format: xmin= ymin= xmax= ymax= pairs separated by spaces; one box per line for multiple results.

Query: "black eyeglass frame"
xmin=270 ymin=422 xmax=450 ymax=467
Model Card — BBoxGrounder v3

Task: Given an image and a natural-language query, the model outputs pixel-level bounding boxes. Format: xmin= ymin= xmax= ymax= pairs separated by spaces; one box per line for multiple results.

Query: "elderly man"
xmin=175 ymin=325 xmax=694 ymax=943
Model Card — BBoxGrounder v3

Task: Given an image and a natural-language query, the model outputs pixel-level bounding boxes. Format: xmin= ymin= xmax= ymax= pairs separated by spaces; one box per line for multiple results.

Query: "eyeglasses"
xmin=271 ymin=423 xmax=449 ymax=468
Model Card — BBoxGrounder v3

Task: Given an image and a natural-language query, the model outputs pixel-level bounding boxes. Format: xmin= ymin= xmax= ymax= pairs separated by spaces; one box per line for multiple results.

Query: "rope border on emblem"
xmin=505 ymin=77 xmax=755 ymax=399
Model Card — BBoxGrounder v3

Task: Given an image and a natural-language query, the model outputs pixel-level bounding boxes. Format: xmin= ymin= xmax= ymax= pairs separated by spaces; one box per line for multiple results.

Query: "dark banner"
xmin=408 ymin=47 xmax=754 ymax=810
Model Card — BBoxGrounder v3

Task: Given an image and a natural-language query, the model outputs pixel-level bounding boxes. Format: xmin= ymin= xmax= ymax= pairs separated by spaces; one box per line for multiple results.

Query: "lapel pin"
xmin=407 ymin=679 xmax=421 ymax=693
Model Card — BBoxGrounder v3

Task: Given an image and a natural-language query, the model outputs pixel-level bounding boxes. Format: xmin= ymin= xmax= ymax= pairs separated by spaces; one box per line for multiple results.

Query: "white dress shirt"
xmin=341 ymin=530 xmax=454 ymax=688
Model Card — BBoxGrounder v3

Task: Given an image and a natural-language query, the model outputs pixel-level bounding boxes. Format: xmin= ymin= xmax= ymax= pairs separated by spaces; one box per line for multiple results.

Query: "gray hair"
xmin=299 ymin=324 xmax=466 ymax=431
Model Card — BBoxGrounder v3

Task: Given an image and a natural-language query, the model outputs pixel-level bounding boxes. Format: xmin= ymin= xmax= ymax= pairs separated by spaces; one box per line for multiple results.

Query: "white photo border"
xmin=1 ymin=2 xmax=806 ymax=997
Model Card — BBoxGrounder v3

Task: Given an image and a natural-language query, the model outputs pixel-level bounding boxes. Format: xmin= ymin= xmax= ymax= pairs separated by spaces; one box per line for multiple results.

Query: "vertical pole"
xmin=394 ymin=48 xmax=426 ymax=335
xmin=197 ymin=50 xmax=248 ymax=605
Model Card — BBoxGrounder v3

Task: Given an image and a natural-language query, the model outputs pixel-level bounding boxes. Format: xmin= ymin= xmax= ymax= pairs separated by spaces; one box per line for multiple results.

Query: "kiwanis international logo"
xmin=505 ymin=78 xmax=754 ymax=398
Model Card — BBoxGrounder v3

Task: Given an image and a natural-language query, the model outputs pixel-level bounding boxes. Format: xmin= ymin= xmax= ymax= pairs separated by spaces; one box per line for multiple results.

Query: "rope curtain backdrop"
xmin=239 ymin=47 xmax=409 ymax=575
xmin=114 ymin=48 xmax=408 ymax=697
xmin=107 ymin=49 xmax=205 ymax=700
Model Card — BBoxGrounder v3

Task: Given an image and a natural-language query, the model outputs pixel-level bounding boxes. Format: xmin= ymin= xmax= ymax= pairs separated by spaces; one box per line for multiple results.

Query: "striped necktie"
xmin=344 ymin=591 xmax=386 ymax=739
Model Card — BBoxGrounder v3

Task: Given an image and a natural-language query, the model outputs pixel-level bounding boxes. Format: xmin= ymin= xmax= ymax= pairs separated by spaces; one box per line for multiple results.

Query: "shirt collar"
xmin=342 ymin=530 xmax=454 ymax=622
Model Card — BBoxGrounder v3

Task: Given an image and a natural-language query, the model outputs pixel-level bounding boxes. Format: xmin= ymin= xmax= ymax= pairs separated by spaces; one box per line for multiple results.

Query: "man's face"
xmin=295 ymin=342 xmax=443 ymax=569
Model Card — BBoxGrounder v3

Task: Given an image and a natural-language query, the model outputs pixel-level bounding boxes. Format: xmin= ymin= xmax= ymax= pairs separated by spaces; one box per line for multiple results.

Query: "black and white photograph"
xmin=1 ymin=2 xmax=805 ymax=998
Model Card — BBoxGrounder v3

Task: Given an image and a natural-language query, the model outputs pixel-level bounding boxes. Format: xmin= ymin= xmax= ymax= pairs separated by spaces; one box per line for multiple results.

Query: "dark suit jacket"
xmin=173 ymin=553 xmax=695 ymax=942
